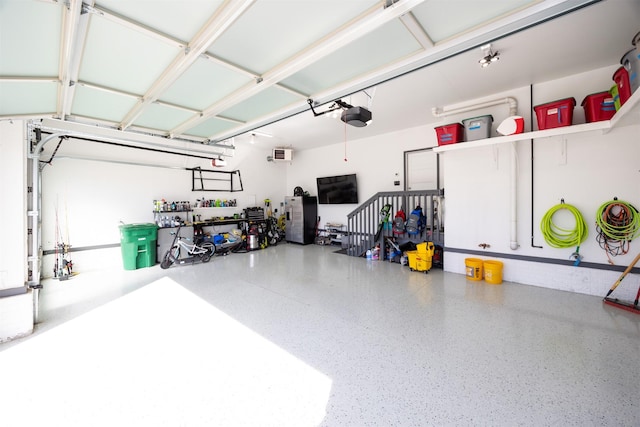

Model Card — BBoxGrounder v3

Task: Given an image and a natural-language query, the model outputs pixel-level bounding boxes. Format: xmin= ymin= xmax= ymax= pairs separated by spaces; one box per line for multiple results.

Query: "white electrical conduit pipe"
xmin=432 ymin=96 xmax=517 ymax=118
xmin=432 ymin=96 xmax=519 ymax=250
xmin=510 ymin=142 xmax=519 ymax=250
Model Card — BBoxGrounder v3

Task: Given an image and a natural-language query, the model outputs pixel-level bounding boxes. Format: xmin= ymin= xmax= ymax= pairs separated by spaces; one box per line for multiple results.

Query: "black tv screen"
xmin=317 ymin=174 xmax=358 ymax=204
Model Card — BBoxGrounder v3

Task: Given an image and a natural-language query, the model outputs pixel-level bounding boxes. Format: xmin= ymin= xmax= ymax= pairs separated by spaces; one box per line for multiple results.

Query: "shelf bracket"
xmin=559 ymin=137 xmax=567 ymax=165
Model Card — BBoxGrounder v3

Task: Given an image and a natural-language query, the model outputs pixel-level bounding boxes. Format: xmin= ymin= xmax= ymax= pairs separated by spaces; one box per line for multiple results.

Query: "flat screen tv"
xmin=316 ymin=174 xmax=358 ymax=204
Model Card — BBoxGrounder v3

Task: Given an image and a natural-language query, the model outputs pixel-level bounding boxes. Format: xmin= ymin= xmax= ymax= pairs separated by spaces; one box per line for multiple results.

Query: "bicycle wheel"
xmin=201 ymin=242 xmax=214 ymax=263
xmin=160 ymin=246 xmax=179 ymax=269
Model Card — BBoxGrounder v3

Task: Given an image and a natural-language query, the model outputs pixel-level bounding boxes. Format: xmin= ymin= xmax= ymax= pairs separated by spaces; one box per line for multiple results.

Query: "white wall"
xmin=39 ymin=136 xmax=287 ymax=276
xmin=0 ymin=120 xmax=33 ymax=341
xmin=442 ymin=66 xmax=640 ymax=298
xmin=286 ymin=125 xmax=432 ymax=226
xmin=0 ymin=120 xmax=27 ymax=289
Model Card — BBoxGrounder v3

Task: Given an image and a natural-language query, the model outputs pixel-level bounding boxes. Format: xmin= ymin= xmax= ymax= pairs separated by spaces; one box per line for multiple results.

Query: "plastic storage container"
xmin=621 ymin=48 xmax=639 ymax=94
xmin=581 ymin=92 xmax=616 ymax=122
xmin=434 ymin=123 xmax=464 ymax=146
xmin=462 ymin=115 xmax=493 ymax=141
xmin=483 ymin=260 xmax=504 ymax=285
xmin=119 ymin=223 xmax=158 ymax=270
xmin=612 ymin=66 xmax=631 ymax=107
xmin=465 ymin=258 xmax=483 ymax=281
xmin=610 ymin=84 xmax=621 ymax=111
xmin=533 ymin=98 xmax=576 ymax=130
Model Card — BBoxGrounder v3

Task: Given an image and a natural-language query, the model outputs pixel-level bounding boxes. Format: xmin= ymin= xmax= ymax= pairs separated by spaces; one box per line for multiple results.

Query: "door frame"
xmin=403 ymin=147 xmax=441 ymax=191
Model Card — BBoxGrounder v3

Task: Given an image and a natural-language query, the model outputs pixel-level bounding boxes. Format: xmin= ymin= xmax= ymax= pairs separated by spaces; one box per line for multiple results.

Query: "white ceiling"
xmin=1 ymin=0 xmax=638 ymax=153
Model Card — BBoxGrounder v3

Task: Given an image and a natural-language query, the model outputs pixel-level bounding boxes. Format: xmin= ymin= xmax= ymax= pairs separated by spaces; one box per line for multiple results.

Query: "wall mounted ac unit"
xmin=272 ymin=148 xmax=293 ymax=161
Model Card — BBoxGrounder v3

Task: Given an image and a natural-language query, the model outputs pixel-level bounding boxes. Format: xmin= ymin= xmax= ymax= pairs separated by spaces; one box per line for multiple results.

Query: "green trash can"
xmin=119 ymin=223 xmax=158 ymax=270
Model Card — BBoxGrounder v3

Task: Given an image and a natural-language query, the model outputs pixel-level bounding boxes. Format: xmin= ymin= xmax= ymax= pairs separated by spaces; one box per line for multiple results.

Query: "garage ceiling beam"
xmin=37 ymin=118 xmax=234 ymax=157
xmin=118 ymin=0 xmax=256 ymax=131
xmin=399 ymin=12 xmax=433 ymax=49
xmin=84 ymin=3 xmax=186 ymax=49
xmin=57 ymin=0 xmax=86 ymax=120
xmin=170 ymin=0 xmax=426 ymax=137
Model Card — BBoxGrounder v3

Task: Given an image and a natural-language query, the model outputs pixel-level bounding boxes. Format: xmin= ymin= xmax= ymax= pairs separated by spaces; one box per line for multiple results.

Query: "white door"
xmin=404 ymin=148 xmax=442 ymax=190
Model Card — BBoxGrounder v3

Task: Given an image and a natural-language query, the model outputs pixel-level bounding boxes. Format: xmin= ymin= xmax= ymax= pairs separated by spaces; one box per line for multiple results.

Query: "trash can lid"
xmin=119 ymin=223 xmax=158 ymax=230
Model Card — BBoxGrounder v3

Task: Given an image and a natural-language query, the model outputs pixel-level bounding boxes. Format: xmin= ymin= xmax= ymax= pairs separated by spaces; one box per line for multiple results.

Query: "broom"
xmin=603 ymin=251 xmax=640 ymax=314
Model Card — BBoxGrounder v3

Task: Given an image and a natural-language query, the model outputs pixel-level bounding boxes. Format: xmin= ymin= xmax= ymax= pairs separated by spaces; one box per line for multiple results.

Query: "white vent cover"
xmin=272 ymin=148 xmax=293 ymax=161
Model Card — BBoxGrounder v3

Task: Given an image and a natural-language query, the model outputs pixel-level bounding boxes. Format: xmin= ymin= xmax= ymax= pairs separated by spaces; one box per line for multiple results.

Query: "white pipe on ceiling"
xmin=432 ymin=97 xmax=517 ymax=118
xmin=509 ymin=142 xmax=519 ymax=251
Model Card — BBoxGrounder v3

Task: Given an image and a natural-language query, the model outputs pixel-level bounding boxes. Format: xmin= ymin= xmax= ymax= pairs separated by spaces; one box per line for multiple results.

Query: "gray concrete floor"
xmin=1 ymin=243 xmax=638 ymax=426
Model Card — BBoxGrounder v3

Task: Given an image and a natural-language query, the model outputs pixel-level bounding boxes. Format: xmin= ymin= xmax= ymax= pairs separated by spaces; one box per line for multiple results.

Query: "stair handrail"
xmin=346 ymin=189 xmax=444 ymax=257
xmin=347 ymin=189 xmax=443 ymax=219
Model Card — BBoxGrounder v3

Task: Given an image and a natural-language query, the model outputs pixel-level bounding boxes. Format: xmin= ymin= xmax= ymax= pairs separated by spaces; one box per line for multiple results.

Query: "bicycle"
xmin=160 ymin=226 xmax=215 ymax=269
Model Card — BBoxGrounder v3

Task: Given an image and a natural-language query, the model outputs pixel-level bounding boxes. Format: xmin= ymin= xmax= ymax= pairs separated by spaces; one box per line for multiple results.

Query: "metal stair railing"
xmin=346 ymin=189 xmax=444 ymax=257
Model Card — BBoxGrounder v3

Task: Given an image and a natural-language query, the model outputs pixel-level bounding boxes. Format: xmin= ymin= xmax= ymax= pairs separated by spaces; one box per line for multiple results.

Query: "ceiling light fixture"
xmin=478 ymin=43 xmax=500 ymax=68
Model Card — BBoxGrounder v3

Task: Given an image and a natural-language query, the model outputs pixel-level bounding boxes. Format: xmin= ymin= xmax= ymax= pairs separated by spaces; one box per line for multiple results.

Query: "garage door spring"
xmin=595 ymin=198 xmax=640 ymax=264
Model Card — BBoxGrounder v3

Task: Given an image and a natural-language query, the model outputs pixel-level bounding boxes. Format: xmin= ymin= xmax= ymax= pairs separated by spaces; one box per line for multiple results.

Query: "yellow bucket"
xmin=407 ymin=250 xmax=431 ymax=272
xmin=416 ymin=242 xmax=435 ymax=256
xmin=407 ymin=251 xmax=418 ymax=270
xmin=483 ymin=260 xmax=504 ymax=285
xmin=465 ymin=258 xmax=483 ymax=281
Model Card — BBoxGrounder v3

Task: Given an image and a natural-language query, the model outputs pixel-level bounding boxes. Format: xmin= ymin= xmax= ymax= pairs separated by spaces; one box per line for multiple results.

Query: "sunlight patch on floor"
xmin=0 ymin=277 xmax=332 ymax=427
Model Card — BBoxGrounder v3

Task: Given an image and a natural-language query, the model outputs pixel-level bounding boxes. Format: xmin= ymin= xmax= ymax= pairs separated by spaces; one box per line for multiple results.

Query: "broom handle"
xmin=605 ymin=251 xmax=640 ymax=298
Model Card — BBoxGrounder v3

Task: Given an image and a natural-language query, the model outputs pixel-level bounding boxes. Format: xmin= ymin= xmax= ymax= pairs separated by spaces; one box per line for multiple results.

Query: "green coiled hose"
xmin=540 ymin=202 xmax=588 ymax=248
xmin=595 ymin=199 xmax=640 ymax=241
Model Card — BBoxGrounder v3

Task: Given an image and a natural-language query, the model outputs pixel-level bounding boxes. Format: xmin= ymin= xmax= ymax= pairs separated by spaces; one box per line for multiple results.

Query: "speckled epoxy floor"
xmin=2 ymin=243 xmax=638 ymax=426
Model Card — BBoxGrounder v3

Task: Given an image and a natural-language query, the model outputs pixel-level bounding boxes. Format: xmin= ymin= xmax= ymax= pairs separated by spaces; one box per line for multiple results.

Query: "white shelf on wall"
xmin=433 ymin=89 xmax=640 ymax=154
xmin=608 ymin=88 xmax=640 ymax=129
xmin=192 ymin=206 xmax=241 ymax=218
xmin=192 ymin=206 xmax=238 ymax=209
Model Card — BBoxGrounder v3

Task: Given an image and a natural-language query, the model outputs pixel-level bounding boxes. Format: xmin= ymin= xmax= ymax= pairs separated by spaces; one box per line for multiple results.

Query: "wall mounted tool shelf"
xmin=433 ymin=90 xmax=640 ymax=154
xmin=189 ymin=168 xmax=243 ymax=192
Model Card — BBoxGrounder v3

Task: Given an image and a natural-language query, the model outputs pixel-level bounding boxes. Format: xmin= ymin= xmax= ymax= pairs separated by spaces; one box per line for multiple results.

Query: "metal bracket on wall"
xmin=189 ymin=168 xmax=243 ymax=192
xmin=559 ymin=137 xmax=568 ymax=165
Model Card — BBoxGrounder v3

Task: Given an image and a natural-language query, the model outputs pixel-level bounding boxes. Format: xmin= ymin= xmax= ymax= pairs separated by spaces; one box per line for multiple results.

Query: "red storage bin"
xmin=434 ymin=123 xmax=464 ymax=146
xmin=533 ymin=98 xmax=576 ymax=130
xmin=581 ymin=92 xmax=616 ymax=122
xmin=613 ymin=66 xmax=631 ymax=107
